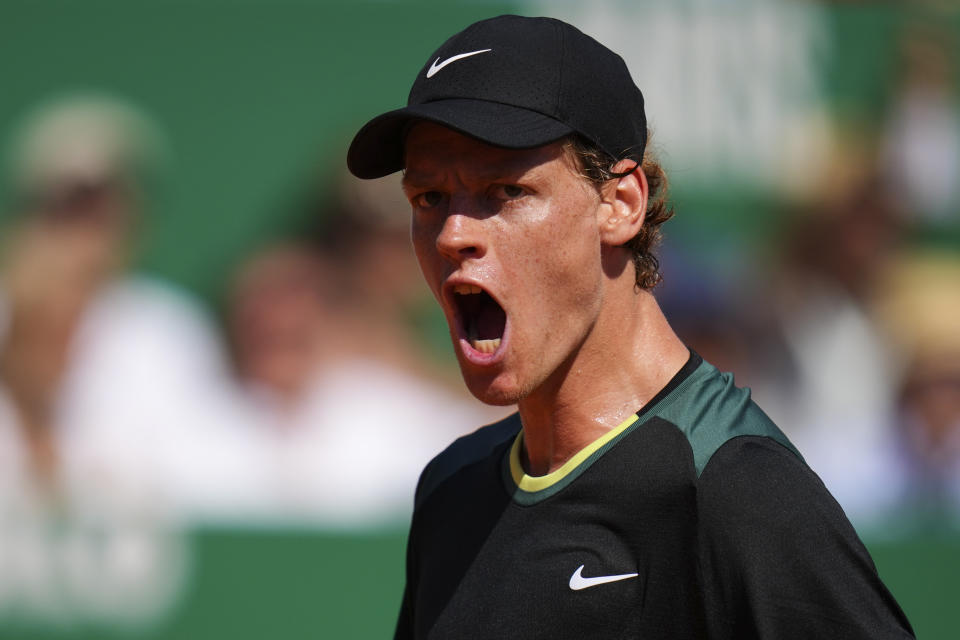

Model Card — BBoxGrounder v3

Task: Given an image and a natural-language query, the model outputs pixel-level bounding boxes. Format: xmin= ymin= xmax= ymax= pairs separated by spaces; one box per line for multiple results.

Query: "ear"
xmin=598 ymin=159 xmax=648 ymax=247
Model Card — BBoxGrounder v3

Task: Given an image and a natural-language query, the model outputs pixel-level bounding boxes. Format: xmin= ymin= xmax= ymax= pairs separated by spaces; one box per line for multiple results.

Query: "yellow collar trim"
xmin=509 ymin=413 xmax=640 ymax=493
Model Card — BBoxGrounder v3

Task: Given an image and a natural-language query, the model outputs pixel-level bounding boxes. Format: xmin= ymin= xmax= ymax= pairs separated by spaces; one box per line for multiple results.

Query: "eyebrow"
xmin=402 ymin=162 xmax=548 ymax=191
xmin=400 ymin=172 xmax=431 ymax=194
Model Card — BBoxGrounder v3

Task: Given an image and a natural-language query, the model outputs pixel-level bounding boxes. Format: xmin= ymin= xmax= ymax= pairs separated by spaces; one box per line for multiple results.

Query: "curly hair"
xmin=563 ymin=133 xmax=674 ymax=289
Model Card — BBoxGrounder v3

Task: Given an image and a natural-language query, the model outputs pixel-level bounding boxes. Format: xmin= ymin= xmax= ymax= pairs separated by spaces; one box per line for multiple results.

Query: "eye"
xmin=413 ymin=191 xmax=444 ymax=209
xmin=494 ymin=184 xmax=526 ymax=200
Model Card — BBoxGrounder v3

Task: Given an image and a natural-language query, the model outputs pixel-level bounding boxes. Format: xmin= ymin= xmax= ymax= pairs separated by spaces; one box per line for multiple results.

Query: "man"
xmin=347 ymin=15 xmax=914 ymax=639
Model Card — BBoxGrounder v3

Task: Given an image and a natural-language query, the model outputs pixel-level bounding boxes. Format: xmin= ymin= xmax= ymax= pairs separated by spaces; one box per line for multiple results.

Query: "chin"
xmin=459 ymin=368 xmax=525 ymax=407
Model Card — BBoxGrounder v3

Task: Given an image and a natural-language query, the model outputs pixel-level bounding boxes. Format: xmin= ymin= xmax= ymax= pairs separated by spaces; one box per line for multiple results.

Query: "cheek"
xmin=411 ymin=224 xmax=443 ymax=296
xmin=532 ymin=213 xmax=599 ymax=280
xmin=508 ymin=219 xmax=602 ymax=315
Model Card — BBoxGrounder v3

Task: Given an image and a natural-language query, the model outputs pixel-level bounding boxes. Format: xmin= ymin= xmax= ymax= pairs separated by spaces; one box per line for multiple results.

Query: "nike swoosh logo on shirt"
xmin=568 ymin=564 xmax=639 ymax=591
xmin=426 ymin=49 xmax=492 ymax=78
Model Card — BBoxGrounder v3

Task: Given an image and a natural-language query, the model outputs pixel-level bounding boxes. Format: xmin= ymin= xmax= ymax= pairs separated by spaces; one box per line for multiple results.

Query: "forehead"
xmin=402 ymin=122 xmax=573 ymax=184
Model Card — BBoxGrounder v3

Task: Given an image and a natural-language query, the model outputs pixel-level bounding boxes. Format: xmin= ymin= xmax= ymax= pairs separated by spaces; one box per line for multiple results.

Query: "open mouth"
xmin=453 ymin=284 xmax=506 ymax=354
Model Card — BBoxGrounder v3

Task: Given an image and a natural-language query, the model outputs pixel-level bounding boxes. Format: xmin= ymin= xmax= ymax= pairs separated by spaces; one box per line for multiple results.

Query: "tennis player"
xmin=347 ymin=14 xmax=914 ymax=639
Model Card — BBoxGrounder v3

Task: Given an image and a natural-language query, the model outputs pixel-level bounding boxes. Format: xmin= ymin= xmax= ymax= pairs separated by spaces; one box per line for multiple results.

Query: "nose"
xmin=435 ymin=208 xmax=485 ymax=265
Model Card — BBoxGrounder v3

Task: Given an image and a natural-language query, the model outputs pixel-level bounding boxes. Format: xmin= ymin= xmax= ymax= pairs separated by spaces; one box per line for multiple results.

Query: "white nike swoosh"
xmin=568 ymin=564 xmax=639 ymax=591
xmin=426 ymin=49 xmax=492 ymax=78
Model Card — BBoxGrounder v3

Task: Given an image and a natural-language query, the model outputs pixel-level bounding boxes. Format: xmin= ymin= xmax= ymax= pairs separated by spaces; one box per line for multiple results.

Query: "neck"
xmin=516 ymin=287 xmax=688 ymax=476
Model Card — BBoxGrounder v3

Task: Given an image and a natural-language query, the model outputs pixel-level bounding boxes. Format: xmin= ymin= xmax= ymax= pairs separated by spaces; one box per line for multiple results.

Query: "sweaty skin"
xmin=403 ymin=123 xmax=689 ymax=475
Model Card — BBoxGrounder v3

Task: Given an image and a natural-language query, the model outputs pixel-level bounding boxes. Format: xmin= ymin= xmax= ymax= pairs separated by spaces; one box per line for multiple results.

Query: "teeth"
xmin=454 ymin=284 xmax=483 ymax=294
xmin=471 ymin=338 xmax=501 ymax=354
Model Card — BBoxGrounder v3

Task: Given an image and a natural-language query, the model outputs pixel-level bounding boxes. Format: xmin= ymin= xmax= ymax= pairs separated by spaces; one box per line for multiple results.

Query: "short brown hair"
xmin=564 ymin=133 xmax=673 ymax=289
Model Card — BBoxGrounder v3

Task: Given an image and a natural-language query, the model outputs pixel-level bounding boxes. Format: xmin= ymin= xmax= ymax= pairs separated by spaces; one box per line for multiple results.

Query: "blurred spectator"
xmin=745 ymin=144 xmax=912 ymax=531
xmin=882 ymin=22 xmax=960 ymax=226
xmin=0 ymin=94 xmax=239 ymax=626
xmin=878 ymin=251 xmax=960 ymax=530
xmin=224 ymin=172 xmax=510 ymax=527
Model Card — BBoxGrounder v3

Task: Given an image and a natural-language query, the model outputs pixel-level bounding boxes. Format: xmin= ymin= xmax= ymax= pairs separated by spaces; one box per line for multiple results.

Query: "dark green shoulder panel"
xmin=644 ymin=360 xmax=802 ymax=477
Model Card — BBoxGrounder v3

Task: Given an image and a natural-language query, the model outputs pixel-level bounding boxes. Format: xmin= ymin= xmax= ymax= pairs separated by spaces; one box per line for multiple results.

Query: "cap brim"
xmin=347 ymin=99 xmax=573 ymax=179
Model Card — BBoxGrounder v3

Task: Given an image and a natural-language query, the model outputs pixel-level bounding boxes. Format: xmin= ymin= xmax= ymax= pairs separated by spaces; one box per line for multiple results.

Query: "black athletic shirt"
xmin=395 ymin=352 xmax=914 ymax=639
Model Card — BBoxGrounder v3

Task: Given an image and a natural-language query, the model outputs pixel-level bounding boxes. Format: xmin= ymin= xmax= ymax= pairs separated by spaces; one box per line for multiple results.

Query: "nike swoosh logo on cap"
xmin=568 ymin=565 xmax=639 ymax=591
xmin=426 ymin=49 xmax=492 ymax=78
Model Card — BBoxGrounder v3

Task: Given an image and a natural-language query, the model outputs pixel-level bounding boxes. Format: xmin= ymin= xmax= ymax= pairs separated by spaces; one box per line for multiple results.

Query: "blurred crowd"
xmin=0 ymin=94 xmax=503 ymax=528
xmin=658 ymin=21 xmax=960 ymax=534
xmin=0 ymin=7 xmax=959 ymax=630
xmin=0 ymin=94 xmax=505 ymax=625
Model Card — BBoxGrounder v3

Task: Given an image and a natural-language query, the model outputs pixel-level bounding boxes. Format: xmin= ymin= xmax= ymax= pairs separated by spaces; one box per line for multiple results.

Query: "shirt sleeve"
xmin=697 ymin=436 xmax=914 ymax=639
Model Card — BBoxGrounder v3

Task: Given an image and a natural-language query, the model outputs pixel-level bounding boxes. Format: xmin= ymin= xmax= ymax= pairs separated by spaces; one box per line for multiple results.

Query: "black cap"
xmin=347 ymin=15 xmax=647 ymax=179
